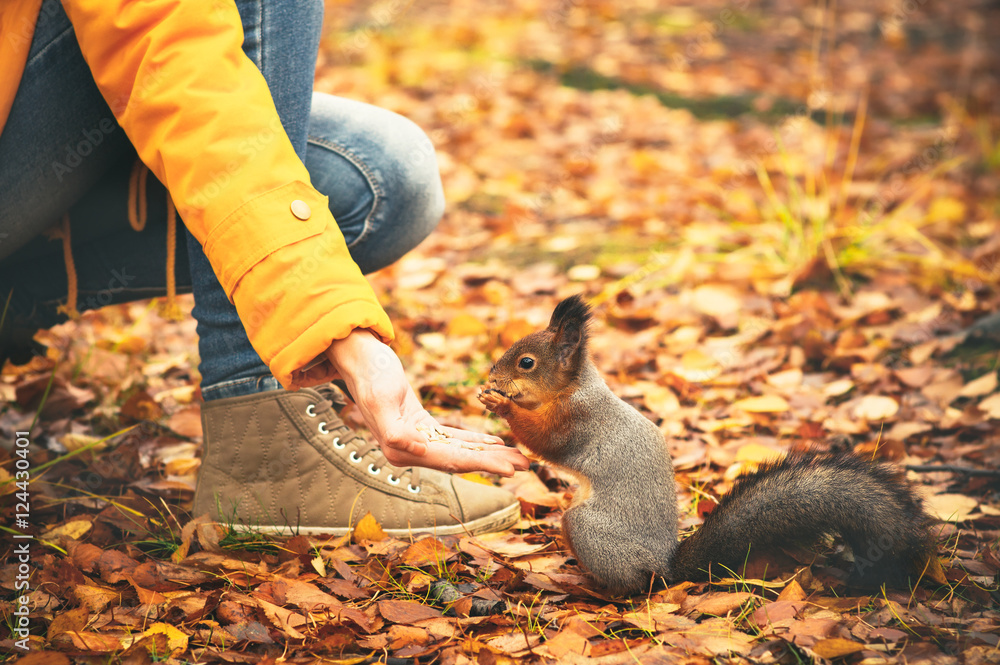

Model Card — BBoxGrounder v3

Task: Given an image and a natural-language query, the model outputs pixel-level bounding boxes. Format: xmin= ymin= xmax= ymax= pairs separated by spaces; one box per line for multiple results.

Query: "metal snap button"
xmin=290 ymin=199 xmax=312 ymax=220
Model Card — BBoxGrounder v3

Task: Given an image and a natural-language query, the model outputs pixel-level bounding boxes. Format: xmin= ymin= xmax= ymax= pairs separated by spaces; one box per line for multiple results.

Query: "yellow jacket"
xmin=0 ymin=1 xmax=394 ymax=389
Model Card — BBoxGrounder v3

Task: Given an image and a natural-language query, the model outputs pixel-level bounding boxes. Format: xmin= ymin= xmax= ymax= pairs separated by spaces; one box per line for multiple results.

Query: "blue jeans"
xmin=0 ymin=0 xmax=443 ymax=399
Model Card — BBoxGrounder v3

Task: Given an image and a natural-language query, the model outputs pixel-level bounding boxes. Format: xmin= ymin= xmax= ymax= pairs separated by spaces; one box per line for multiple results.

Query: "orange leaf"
xmin=353 ymin=511 xmax=387 ymax=543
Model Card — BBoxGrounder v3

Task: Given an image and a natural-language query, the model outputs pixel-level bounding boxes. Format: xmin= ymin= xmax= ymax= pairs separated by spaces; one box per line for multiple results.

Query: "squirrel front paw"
xmin=478 ymin=388 xmax=511 ymax=414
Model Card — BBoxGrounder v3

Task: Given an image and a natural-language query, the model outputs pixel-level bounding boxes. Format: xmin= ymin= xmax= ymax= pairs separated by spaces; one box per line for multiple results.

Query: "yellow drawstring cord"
xmin=127 ymin=159 xmax=149 ymax=231
xmin=55 ymin=160 xmax=181 ymax=321
xmin=160 ymin=194 xmax=182 ymax=321
xmin=50 ymin=214 xmax=80 ymax=319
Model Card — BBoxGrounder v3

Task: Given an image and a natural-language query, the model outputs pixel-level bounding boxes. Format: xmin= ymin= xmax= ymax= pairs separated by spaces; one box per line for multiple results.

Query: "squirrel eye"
xmin=518 ymin=356 xmax=535 ymax=370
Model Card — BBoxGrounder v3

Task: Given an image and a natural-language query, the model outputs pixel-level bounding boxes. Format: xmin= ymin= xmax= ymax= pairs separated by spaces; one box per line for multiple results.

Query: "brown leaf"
xmin=278 ymin=578 xmax=342 ymax=611
xmin=752 ymin=600 xmax=808 ymax=628
xmin=542 ymin=627 xmax=591 ymax=658
xmin=317 ymin=576 xmax=369 ymax=600
xmin=68 ymin=541 xmax=103 ymax=573
xmin=98 ymin=549 xmax=139 ymax=584
xmin=378 ymin=599 xmax=443 ymax=624
xmin=73 ymin=585 xmax=121 ymax=613
xmin=127 ymin=576 xmax=168 ymax=605
xmin=120 ymin=389 xmax=165 ymax=422
xmin=130 ymin=560 xmax=213 ymax=590
xmin=256 ymin=597 xmax=308 ymax=639
xmin=171 ymin=514 xmax=211 ymax=563
xmin=9 ymin=653 xmax=72 ymax=665
xmin=167 ymin=405 xmax=203 ymax=438
xmin=686 ymin=591 xmax=753 ymax=617
xmin=47 ymin=606 xmax=90 ymax=640
xmin=59 ymin=630 xmax=124 ymax=653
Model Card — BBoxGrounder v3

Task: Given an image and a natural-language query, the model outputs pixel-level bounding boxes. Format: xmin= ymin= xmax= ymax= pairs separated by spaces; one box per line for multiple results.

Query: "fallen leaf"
xmin=401 ymin=537 xmax=455 ymax=568
xmin=47 ymin=606 xmax=90 ymax=640
xmin=353 ymin=511 xmax=388 ymax=542
xmin=378 ymin=599 xmax=443 ymax=624
xmin=853 ymin=395 xmax=899 ymax=420
xmin=958 ymin=372 xmax=997 ymax=398
xmin=447 ymin=313 xmax=488 ymax=336
xmin=732 ymin=394 xmax=789 ymax=413
xmin=812 ymin=637 xmax=865 ymax=659
xmin=979 ymin=393 xmax=1000 ymax=419
xmin=925 ymin=494 xmax=979 ymax=522
xmin=823 ymin=378 xmax=855 ymax=398
xmin=138 ymin=622 xmax=189 ymax=655
xmin=40 ymin=519 xmax=92 ymax=542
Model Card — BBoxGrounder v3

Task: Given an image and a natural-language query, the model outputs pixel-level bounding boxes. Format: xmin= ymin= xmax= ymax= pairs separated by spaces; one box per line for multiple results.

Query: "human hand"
xmin=324 ymin=329 xmax=530 ymax=476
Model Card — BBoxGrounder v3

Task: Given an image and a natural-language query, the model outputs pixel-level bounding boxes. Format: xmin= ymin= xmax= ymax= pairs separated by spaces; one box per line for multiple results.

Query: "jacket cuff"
xmin=228 ymin=207 xmax=395 ymax=389
xmin=203 ymin=181 xmax=329 ymax=298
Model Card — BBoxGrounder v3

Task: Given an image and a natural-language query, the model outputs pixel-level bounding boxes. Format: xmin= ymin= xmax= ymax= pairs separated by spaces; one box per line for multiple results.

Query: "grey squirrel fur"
xmin=478 ymin=295 xmax=934 ymax=595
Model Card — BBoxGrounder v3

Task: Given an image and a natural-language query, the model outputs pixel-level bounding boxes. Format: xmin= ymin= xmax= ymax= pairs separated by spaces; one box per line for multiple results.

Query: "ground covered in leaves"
xmin=3 ymin=0 xmax=1000 ymax=663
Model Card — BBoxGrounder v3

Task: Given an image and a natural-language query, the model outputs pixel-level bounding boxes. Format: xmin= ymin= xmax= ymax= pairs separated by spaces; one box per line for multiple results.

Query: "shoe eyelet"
xmin=349 ymin=451 xmax=362 ymax=463
xmin=332 ymin=437 xmax=344 ymax=449
xmin=318 ymin=421 xmax=329 ymax=435
xmin=387 ymin=474 xmax=400 ymax=485
xmin=408 ymin=484 xmax=421 ymax=494
xmin=368 ymin=463 xmax=381 ymax=475
xmin=306 ymin=404 xmax=317 ymax=418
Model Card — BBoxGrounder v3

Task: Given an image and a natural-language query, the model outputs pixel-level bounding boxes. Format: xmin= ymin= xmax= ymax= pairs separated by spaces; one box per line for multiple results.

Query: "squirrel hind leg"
xmin=563 ymin=508 xmax=674 ymax=596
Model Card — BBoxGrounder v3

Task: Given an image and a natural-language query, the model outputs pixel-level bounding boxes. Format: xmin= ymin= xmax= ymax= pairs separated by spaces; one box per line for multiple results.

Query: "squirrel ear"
xmin=548 ymin=295 xmax=590 ymax=368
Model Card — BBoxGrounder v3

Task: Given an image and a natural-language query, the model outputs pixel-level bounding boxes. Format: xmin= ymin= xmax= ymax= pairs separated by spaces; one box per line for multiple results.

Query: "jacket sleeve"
xmin=61 ymin=0 xmax=394 ymax=388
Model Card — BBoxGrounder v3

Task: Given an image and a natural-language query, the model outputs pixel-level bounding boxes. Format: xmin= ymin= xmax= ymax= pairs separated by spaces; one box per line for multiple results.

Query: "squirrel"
xmin=478 ymin=295 xmax=934 ymax=596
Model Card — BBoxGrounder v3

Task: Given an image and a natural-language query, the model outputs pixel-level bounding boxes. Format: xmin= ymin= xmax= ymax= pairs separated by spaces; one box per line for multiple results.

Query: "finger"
xmin=436 ymin=425 xmax=506 ymax=445
xmin=385 ymin=441 xmax=529 ymax=476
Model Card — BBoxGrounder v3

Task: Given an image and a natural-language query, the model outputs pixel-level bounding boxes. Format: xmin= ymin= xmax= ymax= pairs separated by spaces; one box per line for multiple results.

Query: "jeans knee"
xmin=307 ymin=94 xmax=445 ymax=272
xmin=386 ymin=116 xmax=445 ymax=242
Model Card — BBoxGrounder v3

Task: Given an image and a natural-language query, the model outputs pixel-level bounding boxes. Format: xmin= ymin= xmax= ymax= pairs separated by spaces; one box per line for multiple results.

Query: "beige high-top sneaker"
xmin=192 ymin=385 xmax=520 ymax=536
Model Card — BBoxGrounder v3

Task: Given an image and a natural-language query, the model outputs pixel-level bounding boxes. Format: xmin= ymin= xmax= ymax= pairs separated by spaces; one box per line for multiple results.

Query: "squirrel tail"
xmin=671 ymin=452 xmax=935 ymax=587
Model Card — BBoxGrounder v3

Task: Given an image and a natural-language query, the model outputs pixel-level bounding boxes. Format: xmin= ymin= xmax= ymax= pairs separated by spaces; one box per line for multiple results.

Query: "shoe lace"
xmin=309 ymin=386 xmax=422 ymax=493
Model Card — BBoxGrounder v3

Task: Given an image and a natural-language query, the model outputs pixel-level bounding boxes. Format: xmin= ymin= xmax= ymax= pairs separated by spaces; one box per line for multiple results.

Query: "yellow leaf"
xmin=643 ymin=383 xmax=680 ymax=418
xmin=41 ymin=519 xmax=92 ymax=542
xmin=61 ymin=433 xmax=107 ymax=453
xmin=926 ymin=196 xmax=966 ymax=223
xmin=114 ymin=335 xmax=147 ymax=354
xmin=732 ymin=395 xmax=789 ymax=413
xmin=675 ymin=349 xmax=720 ymax=383
xmin=447 ymin=313 xmax=488 ymax=337
xmin=140 ymin=623 xmax=188 ymax=654
xmin=0 ymin=467 xmax=13 ymax=495
xmin=460 ymin=472 xmax=494 ymax=486
xmin=311 ymin=554 xmax=327 ymax=577
xmin=853 ymin=395 xmax=899 ymax=420
xmin=353 ymin=511 xmax=388 ymax=543
xmin=735 ymin=444 xmax=783 ymax=464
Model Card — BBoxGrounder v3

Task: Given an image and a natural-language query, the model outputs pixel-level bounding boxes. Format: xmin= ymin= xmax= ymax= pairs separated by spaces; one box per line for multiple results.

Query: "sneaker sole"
xmin=232 ymin=501 xmax=521 ymax=538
